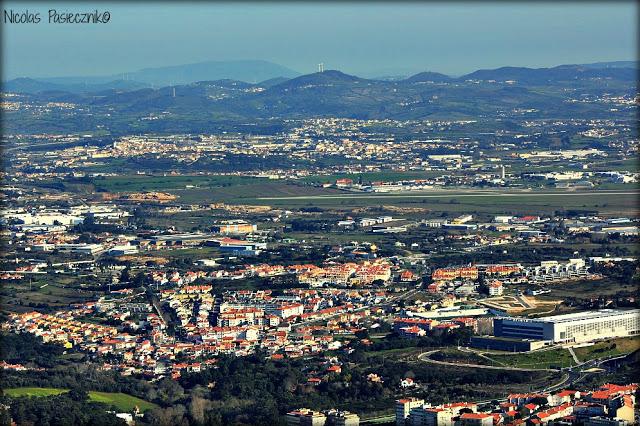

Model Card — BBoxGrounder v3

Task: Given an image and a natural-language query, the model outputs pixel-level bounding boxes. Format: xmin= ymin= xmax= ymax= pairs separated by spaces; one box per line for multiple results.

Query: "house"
xmin=367 ymin=373 xmax=383 ymax=383
xmin=327 ymin=365 xmax=342 ymax=374
xmin=400 ymin=377 xmax=416 ymax=388
xmin=459 ymin=413 xmax=494 ymax=426
xmin=307 ymin=377 xmax=322 ymax=386
xmin=611 ymin=395 xmax=634 ymax=423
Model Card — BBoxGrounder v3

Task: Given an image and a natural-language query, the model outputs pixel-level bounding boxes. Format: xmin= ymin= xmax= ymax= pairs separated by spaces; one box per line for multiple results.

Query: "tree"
xmin=145 ymin=405 xmax=188 ymax=426
xmin=157 ymin=377 xmax=184 ymax=404
xmin=188 ymin=395 xmax=207 ymax=425
xmin=68 ymin=388 xmax=89 ymax=402
xmin=119 ymin=268 xmax=131 ymax=283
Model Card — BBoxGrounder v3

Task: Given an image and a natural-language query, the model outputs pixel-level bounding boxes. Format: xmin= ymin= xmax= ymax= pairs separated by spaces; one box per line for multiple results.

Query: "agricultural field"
xmin=0 ymin=275 xmax=102 ymax=313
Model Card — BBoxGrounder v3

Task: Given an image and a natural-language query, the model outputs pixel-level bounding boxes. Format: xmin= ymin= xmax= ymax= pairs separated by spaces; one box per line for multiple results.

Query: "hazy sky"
xmin=2 ymin=1 xmax=637 ymax=79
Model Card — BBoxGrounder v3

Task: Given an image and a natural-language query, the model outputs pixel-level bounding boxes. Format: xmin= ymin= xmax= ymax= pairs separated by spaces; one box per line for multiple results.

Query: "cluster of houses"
xmin=147 ymin=259 xmax=399 ymax=289
xmin=160 ymin=286 xmax=391 ymax=361
xmin=427 ymin=260 xmax=593 ymax=296
xmin=1 ymin=282 xmax=397 ymax=379
xmin=297 ymin=260 xmax=392 ymax=287
xmin=395 ymin=383 xmax=637 ymax=426
xmin=392 ymin=316 xmax=477 ymax=338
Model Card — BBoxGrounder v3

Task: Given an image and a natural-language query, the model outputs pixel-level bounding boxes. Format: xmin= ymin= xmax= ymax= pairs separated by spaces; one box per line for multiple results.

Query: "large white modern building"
xmin=494 ymin=309 xmax=640 ymax=344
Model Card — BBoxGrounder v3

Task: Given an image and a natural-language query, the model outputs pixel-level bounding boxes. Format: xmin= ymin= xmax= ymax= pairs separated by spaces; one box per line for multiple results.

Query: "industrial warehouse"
xmin=493 ymin=309 xmax=640 ymax=344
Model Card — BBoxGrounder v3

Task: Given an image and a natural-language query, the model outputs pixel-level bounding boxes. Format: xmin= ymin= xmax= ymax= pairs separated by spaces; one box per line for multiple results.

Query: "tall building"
xmin=408 ymin=407 xmax=453 ymax=426
xmin=396 ymin=398 xmax=426 ymax=425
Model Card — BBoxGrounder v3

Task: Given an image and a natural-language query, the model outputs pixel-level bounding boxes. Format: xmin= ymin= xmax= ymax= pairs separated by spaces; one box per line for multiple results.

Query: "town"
xmin=1 ymin=136 xmax=638 ymax=424
xmin=1 ymin=2 xmax=639 ymax=424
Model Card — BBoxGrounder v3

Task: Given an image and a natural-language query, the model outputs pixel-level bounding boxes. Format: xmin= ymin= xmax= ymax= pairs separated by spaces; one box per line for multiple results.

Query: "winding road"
xmin=361 ymin=348 xmax=636 ymax=425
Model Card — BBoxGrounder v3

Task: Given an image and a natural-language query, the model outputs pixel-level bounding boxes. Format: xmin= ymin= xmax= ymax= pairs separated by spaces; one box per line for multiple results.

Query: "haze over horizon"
xmin=2 ymin=2 xmax=637 ymax=80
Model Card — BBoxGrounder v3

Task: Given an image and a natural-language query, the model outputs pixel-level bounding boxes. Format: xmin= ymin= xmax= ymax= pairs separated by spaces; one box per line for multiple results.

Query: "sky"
xmin=1 ymin=1 xmax=637 ymax=80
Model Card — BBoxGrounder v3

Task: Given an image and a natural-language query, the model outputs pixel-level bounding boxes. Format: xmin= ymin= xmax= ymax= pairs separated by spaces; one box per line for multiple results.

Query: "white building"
xmin=525 ymin=259 xmax=589 ymax=284
xmin=108 ymin=245 xmax=139 ymax=256
xmin=408 ymin=408 xmax=453 ymax=426
xmin=494 ymin=216 xmax=513 ymax=224
xmin=286 ymin=409 xmax=327 ymax=426
xmin=396 ymin=398 xmax=426 ymax=426
xmin=325 ymin=410 xmax=360 ymax=426
xmin=488 ymin=281 xmax=503 ymax=296
xmin=494 ymin=309 xmax=640 ymax=344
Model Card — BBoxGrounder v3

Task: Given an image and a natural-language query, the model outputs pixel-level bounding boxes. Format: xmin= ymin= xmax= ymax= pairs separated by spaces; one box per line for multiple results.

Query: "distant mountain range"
xmin=3 ymin=60 xmax=300 ymax=94
xmin=462 ymin=63 xmax=638 ymax=85
xmin=2 ymin=60 xmax=637 ymax=135
xmin=2 ymin=60 xmax=637 ymax=95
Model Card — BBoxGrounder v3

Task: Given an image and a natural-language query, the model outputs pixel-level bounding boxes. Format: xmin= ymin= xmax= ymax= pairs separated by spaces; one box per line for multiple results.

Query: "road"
xmin=148 ymin=291 xmax=169 ymax=327
xmin=567 ymin=347 xmax=580 ymax=365
xmin=292 ymin=288 xmax=418 ymax=330
xmin=515 ymin=294 xmax=534 ymax=309
xmin=417 ymin=350 xmax=548 ymax=372
xmin=362 ymin=350 xmax=635 ymax=425
xmin=257 ymin=189 xmax=638 ymax=201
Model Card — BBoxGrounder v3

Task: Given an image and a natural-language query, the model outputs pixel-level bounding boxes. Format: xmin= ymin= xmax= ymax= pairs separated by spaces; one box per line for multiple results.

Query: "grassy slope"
xmin=87 ymin=391 xmax=158 ymax=412
xmin=4 ymin=387 xmax=67 ymax=397
xmin=3 ymin=388 xmax=158 ymax=412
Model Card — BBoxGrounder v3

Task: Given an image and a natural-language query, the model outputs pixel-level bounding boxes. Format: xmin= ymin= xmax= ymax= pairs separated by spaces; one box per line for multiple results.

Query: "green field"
xmin=538 ymin=277 xmax=638 ymax=300
xmin=433 ymin=347 xmax=577 ymax=370
xmin=0 ymin=274 xmax=103 ymax=314
xmin=573 ymin=337 xmax=640 ymax=362
xmin=87 ymin=391 xmax=158 ymax=412
xmin=173 ymin=182 xmax=343 ymax=203
xmin=4 ymin=388 xmax=158 ymax=412
xmin=487 ymin=348 xmax=578 ymax=369
xmin=4 ymin=387 xmax=68 ymax=397
xmin=91 ymin=174 xmax=267 ymax=192
xmin=464 ymin=336 xmax=640 ymax=370
xmin=240 ymin=189 xmax=639 ymax=217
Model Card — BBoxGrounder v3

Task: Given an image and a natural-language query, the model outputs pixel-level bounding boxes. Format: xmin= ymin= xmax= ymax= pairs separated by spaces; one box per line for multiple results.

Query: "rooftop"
xmin=539 ymin=309 xmax=640 ymax=324
xmin=506 ymin=309 xmax=640 ymax=324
